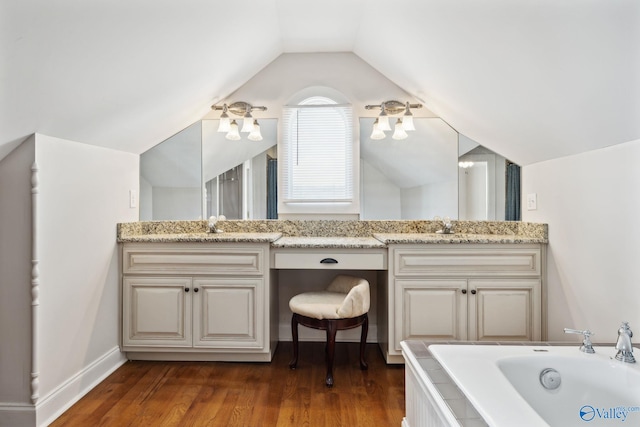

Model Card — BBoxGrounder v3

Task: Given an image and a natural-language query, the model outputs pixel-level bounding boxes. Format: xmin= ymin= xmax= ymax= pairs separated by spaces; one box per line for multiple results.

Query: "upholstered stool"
xmin=288 ymin=274 xmax=370 ymax=387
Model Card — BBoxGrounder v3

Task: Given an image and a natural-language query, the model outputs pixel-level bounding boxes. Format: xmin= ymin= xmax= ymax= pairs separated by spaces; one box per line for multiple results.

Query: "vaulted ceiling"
xmin=2 ymin=0 xmax=638 ymax=165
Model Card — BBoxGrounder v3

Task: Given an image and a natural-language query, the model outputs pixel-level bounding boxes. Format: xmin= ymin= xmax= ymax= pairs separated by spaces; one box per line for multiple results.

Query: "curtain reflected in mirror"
xmin=505 ymin=162 xmax=521 ymax=221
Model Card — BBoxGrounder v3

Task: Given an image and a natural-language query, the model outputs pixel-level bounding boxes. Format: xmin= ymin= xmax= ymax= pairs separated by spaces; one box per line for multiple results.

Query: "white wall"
xmin=34 ymin=134 xmax=138 ymax=425
xmin=522 ymin=138 xmax=640 ymax=341
xmin=0 ymin=137 xmax=36 ymax=426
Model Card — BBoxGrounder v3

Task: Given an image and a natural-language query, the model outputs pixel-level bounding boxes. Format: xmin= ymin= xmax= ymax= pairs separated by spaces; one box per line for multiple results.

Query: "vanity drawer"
xmin=393 ymin=246 xmax=541 ymax=277
xmin=122 ymin=243 xmax=265 ymax=275
xmin=273 ymin=250 xmax=387 ymax=270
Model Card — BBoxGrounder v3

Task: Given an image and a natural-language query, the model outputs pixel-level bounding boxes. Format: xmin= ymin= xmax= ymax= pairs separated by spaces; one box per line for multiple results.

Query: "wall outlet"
xmin=527 ymin=193 xmax=537 ymax=210
xmin=129 ymin=189 xmax=138 ymax=208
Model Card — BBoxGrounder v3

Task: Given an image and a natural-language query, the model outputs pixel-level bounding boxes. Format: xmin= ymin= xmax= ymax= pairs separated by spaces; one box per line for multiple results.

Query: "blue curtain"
xmin=505 ymin=162 xmax=521 ymax=221
xmin=267 ymin=158 xmax=278 ymax=219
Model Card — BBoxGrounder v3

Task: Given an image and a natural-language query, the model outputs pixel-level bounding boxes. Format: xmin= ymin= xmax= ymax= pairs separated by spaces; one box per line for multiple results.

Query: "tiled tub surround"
xmin=402 ymin=340 xmax=640 ymax=427
xmin=117 ymin=219 xmax=548 ymax=244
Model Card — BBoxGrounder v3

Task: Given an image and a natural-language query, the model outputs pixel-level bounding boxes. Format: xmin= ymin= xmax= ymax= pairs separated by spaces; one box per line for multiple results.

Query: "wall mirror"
xmin=360 ymin=117 xmax=459 ymax=220
xmin=360 ymin=118 xmax=517 ymax=221
xmin=140 ymin=117 xmax=517 ymax=222
xmin=140 ymin=119 xmax=277 ymax=221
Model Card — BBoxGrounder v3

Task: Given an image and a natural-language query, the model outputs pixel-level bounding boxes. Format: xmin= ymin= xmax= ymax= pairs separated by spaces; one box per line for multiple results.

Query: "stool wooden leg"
xmin=289 ymin=314 xmax=299 ymax=369
xmin=325 ymin=320 xmax=337 ymax=387
xmin=359 ymin=314 xmax=369 ymax=370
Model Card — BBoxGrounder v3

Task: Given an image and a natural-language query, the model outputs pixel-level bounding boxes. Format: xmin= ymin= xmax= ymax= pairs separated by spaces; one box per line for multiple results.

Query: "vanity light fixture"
xmin=458 ymin=161 xmax=474 ymax=168
xmin=211 ymin=101 xmax=267 ymax=141
xmin=365 ymin=100 xmax=422 ymax=140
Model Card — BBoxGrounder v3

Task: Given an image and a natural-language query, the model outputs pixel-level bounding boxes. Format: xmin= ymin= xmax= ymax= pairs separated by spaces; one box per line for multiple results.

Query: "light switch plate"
xmin=129 ymin=189 xmax=138 ymax=208
xmin=527 ymin=193 xmax=537 ymax=210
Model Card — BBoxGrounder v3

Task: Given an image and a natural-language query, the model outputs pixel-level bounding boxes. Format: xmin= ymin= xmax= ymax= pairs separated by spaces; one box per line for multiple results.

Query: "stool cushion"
xmin=289 ymin=275 xmax=370 ymax=320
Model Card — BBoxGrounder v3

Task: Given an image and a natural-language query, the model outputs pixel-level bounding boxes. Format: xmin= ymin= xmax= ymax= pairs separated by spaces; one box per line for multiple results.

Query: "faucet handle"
xmin=564 ymin=328 xmax=596 ymax=353
xmin=619 ymin=322 xmax=633 ymax=338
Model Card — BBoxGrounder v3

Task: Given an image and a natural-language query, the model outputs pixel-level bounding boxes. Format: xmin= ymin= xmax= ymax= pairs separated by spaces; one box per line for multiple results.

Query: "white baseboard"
xmin=36 ymin=346 xmax=127 ymax=427
xmin=0 ymin=403 xmax=36 ymax=427
xmin=279 ymin=322 xmax=378 ymax=343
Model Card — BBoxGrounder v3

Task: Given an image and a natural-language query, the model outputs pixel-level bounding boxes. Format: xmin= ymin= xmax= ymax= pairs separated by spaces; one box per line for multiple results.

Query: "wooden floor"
xmin=50 ymin=342 xmax=405 ymax=427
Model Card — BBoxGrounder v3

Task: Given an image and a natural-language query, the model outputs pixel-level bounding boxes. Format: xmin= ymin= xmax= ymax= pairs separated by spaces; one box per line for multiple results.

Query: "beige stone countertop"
xmin=373 ymin=232 xmax=548 ymax=244
xmin=270 ymin=236 xmax=387 ymax=249
xmin=118 ymin=232 xmax=283 ymax=243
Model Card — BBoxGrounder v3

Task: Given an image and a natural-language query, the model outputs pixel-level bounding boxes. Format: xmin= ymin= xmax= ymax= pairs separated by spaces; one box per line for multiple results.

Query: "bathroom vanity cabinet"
xmin=117 ymin=220 xmax=548 ymax=365
xmin=382 ymin=244 xmax=544 ymax=363
xmin=120 ymin=242 xmax=277 ymax=361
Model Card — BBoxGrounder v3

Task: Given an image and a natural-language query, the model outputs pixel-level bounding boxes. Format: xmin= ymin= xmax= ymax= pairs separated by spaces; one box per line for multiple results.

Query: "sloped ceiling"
xmin=2 ymin=0 xmax=638 ymax=165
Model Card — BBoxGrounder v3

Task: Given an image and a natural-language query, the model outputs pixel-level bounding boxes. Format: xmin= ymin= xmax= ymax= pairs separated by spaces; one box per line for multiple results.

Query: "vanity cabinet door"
xmin=123 ymin=277 xmax=192 ymax=347
xmin=192 ymin=278 xmax=265 ymax=350
xmin=395 ymin=279 xmax=468 ymax=351
xmin=468 ymin=279 xmax=541 ymax=341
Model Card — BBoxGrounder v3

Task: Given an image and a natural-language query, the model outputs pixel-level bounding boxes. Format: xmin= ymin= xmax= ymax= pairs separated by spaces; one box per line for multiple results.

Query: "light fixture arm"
xmin=364 ymin=100 xmax=422 ymax=115
xmin=211 ymin=101 xmax=267 ymax=117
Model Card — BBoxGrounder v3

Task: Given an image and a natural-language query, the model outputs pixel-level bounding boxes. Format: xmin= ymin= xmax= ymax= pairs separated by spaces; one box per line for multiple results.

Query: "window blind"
xmin=281 ymin=103 xmax=353 ymax=202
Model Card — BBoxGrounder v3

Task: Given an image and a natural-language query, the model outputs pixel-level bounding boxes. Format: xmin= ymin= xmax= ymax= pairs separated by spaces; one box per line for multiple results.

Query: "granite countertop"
xmin=117 ymin=220 xmax=549 ymax=246
xmin=118 ymin=232 xmax=282 ymax=244
xmin=271 ymin=236 xmax=387 ymax=249
xmin=374 ymin=232 xmax=547 ymax=244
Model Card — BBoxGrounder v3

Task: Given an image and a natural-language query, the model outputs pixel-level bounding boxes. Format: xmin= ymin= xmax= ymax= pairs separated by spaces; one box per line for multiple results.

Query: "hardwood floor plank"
xmin=50 ymin=343 xmax=405 ymax=427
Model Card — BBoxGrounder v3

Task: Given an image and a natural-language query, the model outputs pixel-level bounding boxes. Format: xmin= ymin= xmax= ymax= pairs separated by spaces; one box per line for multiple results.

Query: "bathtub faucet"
xmin=563 ymin=328 xmax=595 ymax=353
xmin=615 ymin=322 xmax=635 ymax=363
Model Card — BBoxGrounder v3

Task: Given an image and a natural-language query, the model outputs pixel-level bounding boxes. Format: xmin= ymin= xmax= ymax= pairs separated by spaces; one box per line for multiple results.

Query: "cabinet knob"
xmin=471 ymin=289 xmax=477 ymax=295
xmin=185 ymin=287 xmax=190 ymax=292
xmin=461 ymin=289 xmax=467 ymax=294
xmin=194 ymin=288 xmax=199 ymax=292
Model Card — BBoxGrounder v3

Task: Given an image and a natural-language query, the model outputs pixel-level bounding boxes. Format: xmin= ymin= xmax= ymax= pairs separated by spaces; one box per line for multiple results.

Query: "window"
xmin=281 ymin=96 xmax=353 ymax=202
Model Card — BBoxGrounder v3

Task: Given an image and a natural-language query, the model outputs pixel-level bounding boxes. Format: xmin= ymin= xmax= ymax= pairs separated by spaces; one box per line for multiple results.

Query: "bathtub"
xmin=427 ymin=344 xmax=640 ymax=426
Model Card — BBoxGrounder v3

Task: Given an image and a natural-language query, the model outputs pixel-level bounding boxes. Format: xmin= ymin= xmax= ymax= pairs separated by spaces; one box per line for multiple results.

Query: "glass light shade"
xmin=377 ymin=113 xmax=391 ymax=131
xmin=402 ymin=102 xmax=416 ymax=131
xmin=370 ymin=119 xmax=386 ymax=140
xmin=217 ymin=112 xmax=231 ymax=132
xmin=392 ymin=119 xmax=408 ymax=140
xmin=248 ymin=120 xmax=263 ymax=141
xmin=402 ymin=114 xmax=415 ymax=131
xmin=241 ymin=112 xmax=253 ymax=133
xmin=226 ymin=120 xmax=241 ymax=140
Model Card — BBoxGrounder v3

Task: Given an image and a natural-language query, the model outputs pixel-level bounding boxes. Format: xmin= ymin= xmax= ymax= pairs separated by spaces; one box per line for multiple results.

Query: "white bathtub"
xmin=428 ymin=344 xmax=640 ymax=427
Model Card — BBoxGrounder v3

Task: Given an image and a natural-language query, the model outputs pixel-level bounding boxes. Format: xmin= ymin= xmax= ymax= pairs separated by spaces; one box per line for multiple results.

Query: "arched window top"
xmin=287 ymin=86 xmax=350 ymax=106
xmin=298 ymin=96 xmax=337 ymax=106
